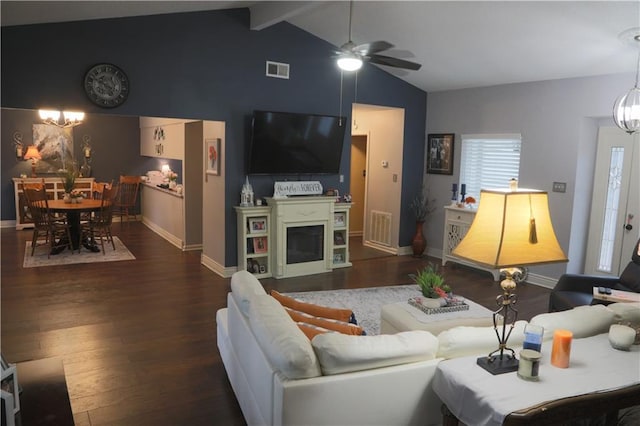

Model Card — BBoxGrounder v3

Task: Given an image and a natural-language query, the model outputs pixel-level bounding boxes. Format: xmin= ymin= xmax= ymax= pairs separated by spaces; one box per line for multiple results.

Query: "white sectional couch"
xmin=216 ymin=271 xmax=640 ymax=426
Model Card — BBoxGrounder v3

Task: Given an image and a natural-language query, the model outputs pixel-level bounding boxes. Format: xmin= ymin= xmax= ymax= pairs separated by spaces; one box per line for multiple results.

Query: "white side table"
xmin=433 ymin=333 xmax=640 ymax=426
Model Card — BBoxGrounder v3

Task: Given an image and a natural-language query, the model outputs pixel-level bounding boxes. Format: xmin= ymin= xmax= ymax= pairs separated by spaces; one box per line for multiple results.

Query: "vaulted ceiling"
xmin=2 ymin=1 xmax=639 ymax=92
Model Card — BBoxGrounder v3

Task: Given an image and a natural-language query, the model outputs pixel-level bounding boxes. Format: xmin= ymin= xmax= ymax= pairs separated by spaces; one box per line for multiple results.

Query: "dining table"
xmin=47 ymin=199 xmax=107 ymax=254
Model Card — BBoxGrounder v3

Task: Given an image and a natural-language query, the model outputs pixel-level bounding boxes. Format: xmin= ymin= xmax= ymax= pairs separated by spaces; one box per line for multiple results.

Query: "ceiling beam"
xmin=249 ymin=1 xmax=325 ymax=31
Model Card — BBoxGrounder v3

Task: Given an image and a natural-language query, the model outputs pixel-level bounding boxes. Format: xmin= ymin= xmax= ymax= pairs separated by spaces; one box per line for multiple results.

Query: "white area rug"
xmin=284 ymin=284 xmax=422 ymax=335
xmin=23 ymin=236 xmax=135 ymax=268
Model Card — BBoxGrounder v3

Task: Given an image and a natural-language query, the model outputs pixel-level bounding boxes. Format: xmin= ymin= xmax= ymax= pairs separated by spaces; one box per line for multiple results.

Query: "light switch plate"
xmin=552 ymin=182 xmax=566 ymax=193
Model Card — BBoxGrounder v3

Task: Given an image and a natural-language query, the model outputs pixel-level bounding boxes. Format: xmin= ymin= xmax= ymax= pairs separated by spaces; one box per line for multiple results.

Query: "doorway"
xmin=585 ymin=127 xmax=639 ymax=276
xmin=349 ymin=134 xmax=392 ymax=261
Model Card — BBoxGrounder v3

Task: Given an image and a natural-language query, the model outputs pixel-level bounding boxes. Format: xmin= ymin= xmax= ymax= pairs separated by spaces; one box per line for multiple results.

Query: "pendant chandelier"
xmin=613 ymin=28 xmax=640 ymax=134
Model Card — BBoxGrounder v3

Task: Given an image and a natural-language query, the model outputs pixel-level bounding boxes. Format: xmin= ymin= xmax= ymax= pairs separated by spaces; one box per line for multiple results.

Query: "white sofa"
xmin=216 ymin=271 xmax=640 ymax=426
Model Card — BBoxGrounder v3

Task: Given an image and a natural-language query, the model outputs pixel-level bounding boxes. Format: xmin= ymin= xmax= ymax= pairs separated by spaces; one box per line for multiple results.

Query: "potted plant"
xmin=409 ymin=186 xmax=437 ymax=257
xmin=409 ymin=264 xmax=451 ymax=298
xmin=59 ymin=166 xmax=78 ymax=203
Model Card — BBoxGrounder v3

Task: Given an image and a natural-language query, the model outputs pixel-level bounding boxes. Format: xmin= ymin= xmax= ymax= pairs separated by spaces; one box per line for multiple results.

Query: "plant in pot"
xmin=409 ymin=186 xmax=437 ymax=257
xmin=59 ymin=165 xmax=78 ymax=203
xmin=409 ymin=264 xmax=451 ymax=298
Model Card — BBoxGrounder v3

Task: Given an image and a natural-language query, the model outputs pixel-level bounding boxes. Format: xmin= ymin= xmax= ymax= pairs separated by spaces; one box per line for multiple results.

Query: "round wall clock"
xmin=83 ymin=63 xmax=129 ymax=108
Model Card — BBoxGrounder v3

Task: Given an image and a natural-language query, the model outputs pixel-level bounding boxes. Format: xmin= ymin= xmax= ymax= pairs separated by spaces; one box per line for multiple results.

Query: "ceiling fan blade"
xmin=368 ymin=54 xmax=422 ymax=71
xmin=353 ymin=40 xmax=393 ymax=55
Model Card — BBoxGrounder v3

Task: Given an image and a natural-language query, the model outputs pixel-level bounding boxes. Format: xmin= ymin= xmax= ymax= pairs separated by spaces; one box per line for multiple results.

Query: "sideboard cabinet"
xmin=441 ymin=205 xmax=500 ymax=281
xmin=12 ymin=177 xmax=95 ymax=230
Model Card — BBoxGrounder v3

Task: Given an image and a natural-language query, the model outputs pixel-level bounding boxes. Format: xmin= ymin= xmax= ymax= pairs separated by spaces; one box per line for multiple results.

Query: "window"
xmin=459 ymin=134 xmax=522 ymax=200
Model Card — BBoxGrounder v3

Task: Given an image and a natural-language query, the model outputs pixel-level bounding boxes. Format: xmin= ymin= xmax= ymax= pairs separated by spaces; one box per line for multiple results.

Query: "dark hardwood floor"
xmin=1 ymin=223 xmax=551 ymax=425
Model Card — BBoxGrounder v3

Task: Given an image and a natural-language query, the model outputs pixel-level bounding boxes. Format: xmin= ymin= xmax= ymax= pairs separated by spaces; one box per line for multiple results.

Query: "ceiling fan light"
xmin=613 ymin=86 xmax=640 ymax=134
xmin=337 ymin=55 xmax=362 ymax=71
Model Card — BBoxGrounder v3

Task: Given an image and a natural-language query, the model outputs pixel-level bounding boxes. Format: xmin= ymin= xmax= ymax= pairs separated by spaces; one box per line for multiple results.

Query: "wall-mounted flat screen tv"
xmin=247 ymin=110 xmax=346 ymax=175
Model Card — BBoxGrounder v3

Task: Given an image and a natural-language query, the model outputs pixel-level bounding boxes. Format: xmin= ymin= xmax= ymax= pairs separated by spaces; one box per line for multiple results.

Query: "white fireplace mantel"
xmin=266 ymin=196 xmax=338 ymax=279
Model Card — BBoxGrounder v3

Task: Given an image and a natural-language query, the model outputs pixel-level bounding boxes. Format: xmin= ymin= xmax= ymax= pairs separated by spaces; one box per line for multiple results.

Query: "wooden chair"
xmin=20 ymin=179 xmax=45 ymax=223
xmin=91 ymin=180 xmax=113 ymax=199
xmin=113 ymin=175 xmax=141 ymax=222
xmin=82 ymin=185 xmax=119 ymax=254
xmin=23 ymin=187 xmax=73 ymax=258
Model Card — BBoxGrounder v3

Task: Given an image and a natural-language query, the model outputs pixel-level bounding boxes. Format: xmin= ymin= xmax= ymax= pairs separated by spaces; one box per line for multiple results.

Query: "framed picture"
xmin=253 ymin=237 xmax=268 ymax=253
xmin=426 ymin=133 xmax=454 ymax=175
xmin=333 ymin=253 xmax=344 ymax=263
xmin=248 ymin=217 xmax=267 ymax=234
xmin=32 ymin=124 xmax=73 ymax=173
xmin=334 ymin=232 xmax=345 ymax=245
xmin=205 ymin=138 xmax=221 ymax=176
xmin=334 ymin=212 xmax=346 ymax=227
xmin=1 ymin=365 xmax=20 ymax=416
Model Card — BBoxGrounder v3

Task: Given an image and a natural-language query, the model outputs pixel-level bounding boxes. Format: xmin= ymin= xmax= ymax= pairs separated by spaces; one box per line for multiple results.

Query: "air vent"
xmin=266 ymin=61 xmax=290 ymax=79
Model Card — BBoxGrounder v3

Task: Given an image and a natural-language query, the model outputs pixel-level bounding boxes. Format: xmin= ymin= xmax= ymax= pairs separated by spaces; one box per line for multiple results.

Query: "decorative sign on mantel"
xmin=273 ymin=181 xmax=323 ymax=198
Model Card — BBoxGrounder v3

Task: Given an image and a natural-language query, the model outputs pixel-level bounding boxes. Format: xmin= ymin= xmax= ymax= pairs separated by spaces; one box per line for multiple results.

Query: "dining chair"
xmin=20 ymin=179 xmax=45 ymax=223
xmin=82 ymin=185 xmax=119 ymax=254
xmin=114 ymin=175 xmax=141 ymax=222
xmin=23 ymin=187 xmax=74 ymax=258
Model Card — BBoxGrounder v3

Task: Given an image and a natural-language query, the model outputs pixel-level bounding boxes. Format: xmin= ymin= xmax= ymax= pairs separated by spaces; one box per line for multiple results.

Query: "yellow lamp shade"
xmin=452 ymin=189 xmax=568 ymax=268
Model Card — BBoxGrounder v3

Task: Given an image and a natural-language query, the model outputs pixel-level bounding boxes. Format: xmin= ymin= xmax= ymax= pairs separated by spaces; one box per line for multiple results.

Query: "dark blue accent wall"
xmin=1 ymin=8 xmax=426 ymax=266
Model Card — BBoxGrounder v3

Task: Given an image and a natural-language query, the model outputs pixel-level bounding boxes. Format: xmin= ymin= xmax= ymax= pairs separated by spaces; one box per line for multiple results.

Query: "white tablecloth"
xmin=433 ymin=333 xmax=640 ymax=426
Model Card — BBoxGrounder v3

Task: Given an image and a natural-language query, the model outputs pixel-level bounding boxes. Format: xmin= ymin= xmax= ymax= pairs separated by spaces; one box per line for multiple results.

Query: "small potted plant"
xmin=409 ymin=264 xmax=451 ymax=299
xmin=59 ymin=166 xmax=78 ymax=203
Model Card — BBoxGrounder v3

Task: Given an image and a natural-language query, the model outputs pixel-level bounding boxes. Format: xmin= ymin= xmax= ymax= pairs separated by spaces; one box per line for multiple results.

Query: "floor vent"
xmin=369 ymin=210 xmax=392 ymax=247
xmin=266 ymin=61 xmax=290 ymax=79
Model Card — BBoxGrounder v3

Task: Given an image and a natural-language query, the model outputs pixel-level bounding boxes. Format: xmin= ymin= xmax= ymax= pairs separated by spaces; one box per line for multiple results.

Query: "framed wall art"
xmin=32 ymin=124 xmax=73 ymax=173
xmin=205 ymin=138 xmax=221 ymax=176
xmin=426 ymin=133 xmax=454 ymax=175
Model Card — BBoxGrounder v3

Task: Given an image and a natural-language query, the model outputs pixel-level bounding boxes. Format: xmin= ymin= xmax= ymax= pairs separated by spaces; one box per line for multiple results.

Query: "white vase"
xmin=169 ymin=180 xmax=177 ymax=189
xmin=63 ymin=193 xmax=71 ymax=203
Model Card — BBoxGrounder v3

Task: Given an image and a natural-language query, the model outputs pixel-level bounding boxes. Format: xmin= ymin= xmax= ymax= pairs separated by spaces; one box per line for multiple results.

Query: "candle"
xmin=517 ymin=349 xmax=541 ymax=381
xmin=551 ymin=329 xmax=573 ymax=368
xmin=452 ymin=183 xmax=457 ymax=192
xmin=460 ymin=184 xmax=466 ymax=194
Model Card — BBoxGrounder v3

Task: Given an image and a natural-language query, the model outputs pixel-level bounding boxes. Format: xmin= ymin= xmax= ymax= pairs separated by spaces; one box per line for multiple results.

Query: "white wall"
xmin=425 ymin=72 xmax=634 ymax=283
xmin=201 ymin=121 xmax=228 ymax=276
xmin=352 ymin=104 xmax=405 ymax=251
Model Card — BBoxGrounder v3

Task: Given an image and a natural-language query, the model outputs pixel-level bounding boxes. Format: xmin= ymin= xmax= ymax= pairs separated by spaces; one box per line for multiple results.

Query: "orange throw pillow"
xmin=270 ymin=290 xmax=353 ymax=323
xmin=286 ymin=308 xmax=365 ymax=336
xmin=297 ymin=322 xmax=332 ymax=340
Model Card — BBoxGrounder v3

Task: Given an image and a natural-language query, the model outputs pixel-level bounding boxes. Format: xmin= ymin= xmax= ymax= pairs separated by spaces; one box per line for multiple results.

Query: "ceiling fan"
xmin=336 ymin=1 xmax=421 ymax=72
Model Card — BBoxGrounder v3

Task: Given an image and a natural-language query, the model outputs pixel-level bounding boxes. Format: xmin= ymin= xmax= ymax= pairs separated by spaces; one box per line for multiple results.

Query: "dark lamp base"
xmin=477 ymin=355 xmax=519 ymax=375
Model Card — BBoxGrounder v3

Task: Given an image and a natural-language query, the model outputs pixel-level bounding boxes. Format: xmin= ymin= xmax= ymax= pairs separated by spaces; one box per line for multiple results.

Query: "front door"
xmin=584 ymin=127 xmax=639 ymax=276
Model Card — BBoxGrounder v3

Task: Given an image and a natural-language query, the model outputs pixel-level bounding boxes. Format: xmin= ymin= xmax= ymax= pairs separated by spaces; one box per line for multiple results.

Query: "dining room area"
xmin=15 ymin=174 xmax=141 ymax=269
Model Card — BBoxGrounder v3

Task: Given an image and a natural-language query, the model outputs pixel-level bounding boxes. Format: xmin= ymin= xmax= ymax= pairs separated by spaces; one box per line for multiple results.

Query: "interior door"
xmin=350 ymin=135 xmax=367 ymax=236
xmin=584 ymin=127 xmax=639 ymax=276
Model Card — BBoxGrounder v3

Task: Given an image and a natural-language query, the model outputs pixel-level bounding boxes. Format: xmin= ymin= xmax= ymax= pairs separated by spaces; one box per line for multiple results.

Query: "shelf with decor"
xmin=12 ymin=177 xmax=94 ymax=230
xmin=332 ymin=203 xmax=352 ymax=268
xmin=235 ymin=205 xmax=272 ymax=278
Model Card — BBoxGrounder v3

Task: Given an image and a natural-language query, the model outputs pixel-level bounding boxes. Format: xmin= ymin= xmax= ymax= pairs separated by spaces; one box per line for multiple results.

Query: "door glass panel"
xmin=597 ymin=147 xmax=624 ymax=272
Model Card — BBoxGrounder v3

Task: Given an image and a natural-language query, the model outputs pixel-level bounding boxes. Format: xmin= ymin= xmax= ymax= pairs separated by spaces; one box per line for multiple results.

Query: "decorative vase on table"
xmin=411 ymin=221 xmax=426 ymax=257
xmin=63 ymin=193 xmax=71 ymax=204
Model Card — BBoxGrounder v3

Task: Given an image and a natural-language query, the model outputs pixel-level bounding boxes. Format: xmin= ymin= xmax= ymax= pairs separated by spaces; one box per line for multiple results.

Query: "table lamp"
xmin=23 ymin=146 xmax=42 ymax=177
xmin=452 ymin=188 xmax=568 ymax=375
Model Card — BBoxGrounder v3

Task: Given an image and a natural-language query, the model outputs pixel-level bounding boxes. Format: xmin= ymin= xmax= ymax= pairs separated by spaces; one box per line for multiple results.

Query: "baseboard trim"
xmin=1 ymin=220 xmax=17 ymax=229
xmin=363 ymin=241 xmax=397 ymax=255
xmin=142 ymin=219 xmax=183 ymax=250
xmin=201 ymin=254 xmax=235 ymax=278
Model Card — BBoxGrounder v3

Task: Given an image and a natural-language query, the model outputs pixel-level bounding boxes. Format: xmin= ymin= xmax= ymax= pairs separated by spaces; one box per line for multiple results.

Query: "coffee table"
xmin=380 ymin=297 xmax=494 ymax=335
xmin=433 ymin=333 xmax=640 ymax=426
